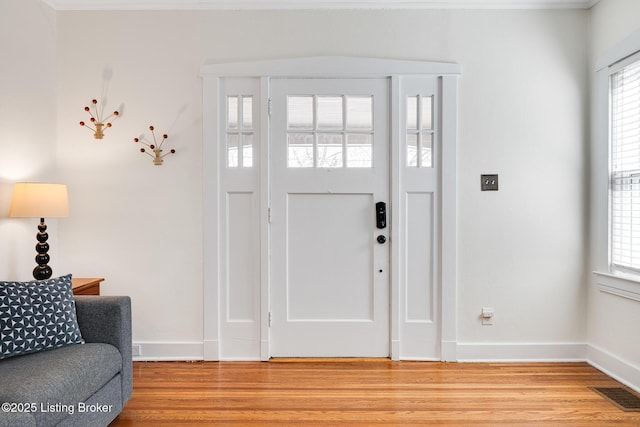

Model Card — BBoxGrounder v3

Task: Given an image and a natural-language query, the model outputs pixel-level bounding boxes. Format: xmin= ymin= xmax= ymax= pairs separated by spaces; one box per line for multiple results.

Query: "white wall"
xmin=0 ymin=0 xmax=58 ymax=281
xmin=51 ymin=8 xmax=589 ymax=360
xmin=55 ymin=11 xmax=205 ymax=346
xmin=588 ymin=0 xmax=640 ymax=390
xmin=454 ymin=10 xmax=588 ymax=351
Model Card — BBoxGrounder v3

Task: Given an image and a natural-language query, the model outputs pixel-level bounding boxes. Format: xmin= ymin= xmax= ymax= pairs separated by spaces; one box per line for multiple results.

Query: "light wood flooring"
xmin=110 ymin=359 xmax=640 ymax=426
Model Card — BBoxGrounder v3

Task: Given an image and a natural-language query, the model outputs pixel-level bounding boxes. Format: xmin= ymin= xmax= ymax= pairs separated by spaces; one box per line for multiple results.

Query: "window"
xmin=227 ymin=96 xmax=253 ymax=168
xmin=610 ymin=53 xmax=640 ymax=272
xmin=406 ymin=95 xmax=434 ymax=168
xmin=287 ymin=95 xmax=373 ymax=168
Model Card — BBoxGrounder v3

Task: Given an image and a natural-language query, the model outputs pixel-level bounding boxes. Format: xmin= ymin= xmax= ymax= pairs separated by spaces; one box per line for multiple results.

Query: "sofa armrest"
xmin=74 ymin=296 xmax=132 ymax=404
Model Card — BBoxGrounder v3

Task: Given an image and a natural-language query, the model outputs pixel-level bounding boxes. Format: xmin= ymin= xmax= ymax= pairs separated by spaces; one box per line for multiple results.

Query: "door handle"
xmin=376 ymin=202 xmax=386 ymax=229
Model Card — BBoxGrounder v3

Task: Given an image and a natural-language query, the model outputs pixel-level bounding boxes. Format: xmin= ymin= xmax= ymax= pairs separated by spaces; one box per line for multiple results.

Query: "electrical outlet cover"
xmin=481 ymin=307 xmax=494 ymax=325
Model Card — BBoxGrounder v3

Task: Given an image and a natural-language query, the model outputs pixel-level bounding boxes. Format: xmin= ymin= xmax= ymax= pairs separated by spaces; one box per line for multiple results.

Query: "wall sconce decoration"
xmin=134 ymin=126 xmax=176 ymax=166
xmin=79 ymin=99 xmax=120 ymax=139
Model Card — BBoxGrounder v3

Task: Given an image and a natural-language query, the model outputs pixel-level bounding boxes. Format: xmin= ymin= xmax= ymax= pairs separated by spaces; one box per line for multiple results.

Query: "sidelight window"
xmin=227 ymin=96 xmax=254 ymax=168
xmin=406 ymin=95 xmax=433 ymax=168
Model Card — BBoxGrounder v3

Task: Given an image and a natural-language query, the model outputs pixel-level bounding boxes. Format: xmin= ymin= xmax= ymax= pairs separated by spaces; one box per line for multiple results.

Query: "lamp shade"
xmin=9 ymin=183 xmax=70 ymax=218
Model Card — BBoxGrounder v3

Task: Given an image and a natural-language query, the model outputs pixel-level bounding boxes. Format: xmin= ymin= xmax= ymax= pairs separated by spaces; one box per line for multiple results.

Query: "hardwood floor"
xmin=111 ymin=360 xmax=640 ymax=426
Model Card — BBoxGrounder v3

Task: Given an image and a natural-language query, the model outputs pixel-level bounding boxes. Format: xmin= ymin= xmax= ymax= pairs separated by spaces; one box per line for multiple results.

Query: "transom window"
xmin=610 ymin=53 xmax=640 ymax=272
xmin=287 ymin=95 xmax=373 ymax=168
xmin=406 ymin=95 xmax=434 ymax=168
xmin=227 ymin=96 xmax=253 ymax=168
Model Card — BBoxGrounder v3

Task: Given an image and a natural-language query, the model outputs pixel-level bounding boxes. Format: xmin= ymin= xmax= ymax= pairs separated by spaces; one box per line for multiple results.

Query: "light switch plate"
xmin=481 ymin=174 xmax=499 ymax=191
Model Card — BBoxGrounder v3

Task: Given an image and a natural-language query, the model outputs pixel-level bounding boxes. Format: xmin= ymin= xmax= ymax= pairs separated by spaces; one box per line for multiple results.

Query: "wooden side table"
xmin=72 ymin=278 xmax=105 ymax=295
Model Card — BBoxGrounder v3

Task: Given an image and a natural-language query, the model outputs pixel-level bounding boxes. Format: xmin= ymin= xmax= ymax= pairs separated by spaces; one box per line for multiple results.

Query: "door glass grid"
xmin=287 ymin=95 xmax=373 ymax=168
xmin=406 ymin=95 xmax=433 ymax=168
xmin=227 ymin=96 xmax=254 ymax=168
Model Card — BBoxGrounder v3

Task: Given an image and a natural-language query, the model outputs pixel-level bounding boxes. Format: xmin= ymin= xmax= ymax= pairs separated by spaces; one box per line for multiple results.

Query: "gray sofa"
xmin=0 ymin=296 xmax=132 ymax=427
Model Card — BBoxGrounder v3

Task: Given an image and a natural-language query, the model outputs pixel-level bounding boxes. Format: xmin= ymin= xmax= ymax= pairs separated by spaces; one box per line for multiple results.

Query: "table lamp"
xmin=9 ymin=183 xmax=70 ymax=280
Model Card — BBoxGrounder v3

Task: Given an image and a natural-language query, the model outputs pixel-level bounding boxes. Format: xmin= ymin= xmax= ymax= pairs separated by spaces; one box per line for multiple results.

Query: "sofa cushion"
xmin=0 ymin=342 xmax=122 ymax=426
xmin=0 ymin=274 xmax=84 ymax=360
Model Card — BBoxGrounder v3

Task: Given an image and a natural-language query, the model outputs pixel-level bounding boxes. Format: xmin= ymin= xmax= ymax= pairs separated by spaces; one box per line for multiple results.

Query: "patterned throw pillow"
xmin=0 ymin=274 xmax=84 ymax=359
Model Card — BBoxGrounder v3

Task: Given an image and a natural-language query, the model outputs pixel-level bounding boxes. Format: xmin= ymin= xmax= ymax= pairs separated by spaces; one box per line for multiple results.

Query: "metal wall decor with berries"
xmin=133 ymin=126 xmax=176 ymax=166
xmin=79 ymin=99 xmax=120 ymax=139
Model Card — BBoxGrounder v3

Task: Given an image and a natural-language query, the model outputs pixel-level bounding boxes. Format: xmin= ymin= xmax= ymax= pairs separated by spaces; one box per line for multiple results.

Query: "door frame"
xmin=201 ymin=56 xmax=460 ymax=361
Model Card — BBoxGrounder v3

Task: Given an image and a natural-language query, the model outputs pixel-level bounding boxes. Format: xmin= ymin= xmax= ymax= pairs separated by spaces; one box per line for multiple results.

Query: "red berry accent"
xmin=79 ymin=121 xmax=85 ymax=126
xmin=163 ymin=134 xmax=168 ymax=139
xmin=92 ymin=99 xmax=97 ymax=104
xmin=140 ymin=148 xmax=146 ymax=153
xmin=114 ymin=111 xmax=119 ymax=116
xmin=170 ymin=149 xmax=176 ymax=154
xmin=134 ymin=138 xmax=139 ymax=142
xmin=90 ymin=118 xmax=96 ymax=122
xmin=84 ymin=106 xmax=90 ymax=112
xmin=106 ymin=123 xmax=112 ymax=128
xmin=150 ymin=145 xmax=155 ymax=149
xmin=149 ymin=126 xmax=154 ymax=131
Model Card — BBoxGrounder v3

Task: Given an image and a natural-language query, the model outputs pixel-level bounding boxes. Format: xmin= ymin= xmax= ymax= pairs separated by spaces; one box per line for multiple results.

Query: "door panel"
xmin=287 ymin=193 xmax=374 ymax=321
xmin=270 ymin=78 xmax=389 ymax=357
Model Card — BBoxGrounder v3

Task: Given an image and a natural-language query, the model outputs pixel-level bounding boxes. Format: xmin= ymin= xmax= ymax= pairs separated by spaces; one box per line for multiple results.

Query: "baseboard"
xmin=587 ymin=344 xmax=640 ymax=393
xmin=132 ymin=341 xmax=204 ymax=361
xmin=132 ymin=341 xmax=589 ymax=362
xmin=456 ymin=342 xmax=587 ymax=362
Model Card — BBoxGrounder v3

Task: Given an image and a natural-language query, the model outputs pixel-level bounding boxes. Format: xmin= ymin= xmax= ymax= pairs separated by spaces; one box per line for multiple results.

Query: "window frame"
xmin=609 ymin=51 xmax=640 ymax=275
xmin=226 ymin=95 xmax=254 ymax=168
xmin=405 ymin=94 xmax=435 ymax=168
xmin=285 ymin=94 xmax=375 ymax=169
xmin=594 ymin=30 xmax=640 ymax=302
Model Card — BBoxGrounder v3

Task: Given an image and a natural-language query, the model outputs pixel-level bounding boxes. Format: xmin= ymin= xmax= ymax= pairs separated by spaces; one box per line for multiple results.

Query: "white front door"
xmin=270 ymin=78 xmax=390 ymax=357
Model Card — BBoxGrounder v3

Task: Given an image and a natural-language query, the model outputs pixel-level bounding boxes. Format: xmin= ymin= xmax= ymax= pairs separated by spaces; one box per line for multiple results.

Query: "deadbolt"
xmin=377 ymin=235 xmax=386 ymax=244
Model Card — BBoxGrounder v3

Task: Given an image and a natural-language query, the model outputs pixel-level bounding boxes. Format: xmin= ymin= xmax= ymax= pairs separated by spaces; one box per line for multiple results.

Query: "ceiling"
xmin=41 ymin=0 xmax=601 ymax=10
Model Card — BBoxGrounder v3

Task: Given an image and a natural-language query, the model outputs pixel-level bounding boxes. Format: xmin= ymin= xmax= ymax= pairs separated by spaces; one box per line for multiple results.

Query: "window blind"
xmin=611 ymin=54 xmax=640 ymax=271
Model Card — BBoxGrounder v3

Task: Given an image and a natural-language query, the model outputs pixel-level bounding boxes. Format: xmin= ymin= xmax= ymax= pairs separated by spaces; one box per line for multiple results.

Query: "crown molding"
xmin=41 ymin=0 xmax=600 ymax=11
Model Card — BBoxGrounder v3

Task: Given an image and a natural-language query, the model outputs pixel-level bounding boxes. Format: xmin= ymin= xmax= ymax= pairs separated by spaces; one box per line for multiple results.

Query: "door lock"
xmin=377 ymin=235 xmax=386 ymax=244
xmin=376 ymin=202 xmax=387 ymax=229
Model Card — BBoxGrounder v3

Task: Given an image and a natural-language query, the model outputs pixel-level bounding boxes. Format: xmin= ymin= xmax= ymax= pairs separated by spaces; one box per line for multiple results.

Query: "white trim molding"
xmin=456 ymin=342 xmax=587 ymax=362
xmin=132 ymin=341 xmax=204 ymax=361
xmin=42 ymin=0 xmax=599 ymax=10
xmin=202 ymin=56 xmax=460 ymax=78
xmin=588 ymin=344 xmax=640 ymax=393
xmin=594 ymin=271 xmax=640 ymax=303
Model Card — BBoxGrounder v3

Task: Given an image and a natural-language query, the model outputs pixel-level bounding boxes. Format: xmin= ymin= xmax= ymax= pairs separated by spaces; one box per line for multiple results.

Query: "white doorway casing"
xmin=201 ymin=57 xmax=459 ymax=361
